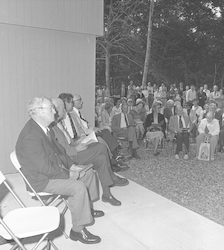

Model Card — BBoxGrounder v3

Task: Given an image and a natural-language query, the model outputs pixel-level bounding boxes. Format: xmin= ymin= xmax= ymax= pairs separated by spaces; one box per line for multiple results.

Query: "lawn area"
xmin=119 ymin=141 xmax=224 ymax=226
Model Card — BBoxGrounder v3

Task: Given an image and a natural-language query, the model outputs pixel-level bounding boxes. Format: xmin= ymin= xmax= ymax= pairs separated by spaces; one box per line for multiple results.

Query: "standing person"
xmin=127 ymin=80 xmax=136 ymax=105
xmin=197 ymin=86 xmax=207 ymax=108
xmin=179 ymin=82 xmax=184 ymax=107
xmin=142 ymin=85 xmax=149 ymax=105
xmin=136 ymin=86 xmax=145 ymax=99
xmin=182 ymin=85 xmax=189 ymax=107
xmin=160 ymin=83 xmax=167 ymax=106
xmin=16 ymin=97 xmax=102 ymax=244
xmin=210 ymin=85 xmax=220 ymax=102
xmin=168 ymin=84 xmax=176 ymax=100
xmin=203 ymin=84 xmax=211 ymax=100
xmin=121 ymin=83 xmax=126 ymax=97
xmin=147 ymin=82 xmax=154 ymax=109
xmin=186 ymin=85 xmax=197 ymax=106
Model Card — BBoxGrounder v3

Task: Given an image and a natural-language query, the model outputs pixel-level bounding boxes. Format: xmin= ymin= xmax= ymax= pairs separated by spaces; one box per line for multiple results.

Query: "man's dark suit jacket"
xmin=16 ymin=119 xmax=74 ymax=192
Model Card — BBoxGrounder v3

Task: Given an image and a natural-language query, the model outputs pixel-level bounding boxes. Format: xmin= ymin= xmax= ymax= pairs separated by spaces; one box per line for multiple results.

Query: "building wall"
xmin=0 ymin=0 xmax=103 ymax=174
xmin=0 ymin=0 xmax=103 ymax=36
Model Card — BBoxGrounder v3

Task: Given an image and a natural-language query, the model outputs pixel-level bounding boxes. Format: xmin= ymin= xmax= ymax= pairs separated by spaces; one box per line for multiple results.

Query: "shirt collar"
xmin=34 ymin=120 xmax=48 ymax=134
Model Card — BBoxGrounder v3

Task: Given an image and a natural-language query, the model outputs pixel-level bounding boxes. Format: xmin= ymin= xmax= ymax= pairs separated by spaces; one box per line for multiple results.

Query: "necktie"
xmin=179 ymin=116 xmax=183 ymax=129
xmin=124 ymin=114 xmax=129 ymax=127
xmin=79 ymin=111 xmax=88 ymax=123
xmin=46 ymin=129 xmax=52 ymax=141
xmin=205 ymin=125 xmax=209 ymax=134
xmin=67 ymin=113 xmax=78 ymax=139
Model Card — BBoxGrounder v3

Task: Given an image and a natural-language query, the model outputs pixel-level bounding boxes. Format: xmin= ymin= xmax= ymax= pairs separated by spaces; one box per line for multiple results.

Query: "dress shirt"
xmin=198 ymin=118 xmax=220 ymax=136
xmin=73 ymin=107 xmax=88 ymax=128
xmin=120 ymin=113 xmax=128 ymax=128
xmin=35 ymin=120 xmax=48 ymax=134
xmin=186 ymin=89 xmax=196 ymax=102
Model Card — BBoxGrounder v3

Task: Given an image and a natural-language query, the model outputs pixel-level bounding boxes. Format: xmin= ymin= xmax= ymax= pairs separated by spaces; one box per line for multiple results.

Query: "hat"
xmin=135 ymin=98 xmax=145 ymax=106
xmin=127 ymin=98 xmax=133 ymax=102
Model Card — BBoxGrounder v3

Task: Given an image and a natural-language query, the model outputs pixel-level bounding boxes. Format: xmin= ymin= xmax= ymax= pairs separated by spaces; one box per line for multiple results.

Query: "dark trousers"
xmin=175 ymin=132 xmax=189 ymax=154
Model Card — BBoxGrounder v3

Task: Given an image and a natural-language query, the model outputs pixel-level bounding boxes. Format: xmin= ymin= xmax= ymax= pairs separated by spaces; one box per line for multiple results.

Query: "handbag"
xmin=198 ymin=142 xmax=210 ymax=161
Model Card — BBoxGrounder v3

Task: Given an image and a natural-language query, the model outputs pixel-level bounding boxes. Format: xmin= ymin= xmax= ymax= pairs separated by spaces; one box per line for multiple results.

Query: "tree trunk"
xmin=221 ymin=70 xmax=224 ymax=89
xmin=141 ymin=0 xmax=154 ymax=87
xmin=105 ymin=46 xmax=110 ymax=90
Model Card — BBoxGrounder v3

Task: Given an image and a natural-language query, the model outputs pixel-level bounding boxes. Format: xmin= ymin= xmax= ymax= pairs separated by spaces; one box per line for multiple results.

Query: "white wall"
xmin=0 ymin=24 xmax=96 ymax=173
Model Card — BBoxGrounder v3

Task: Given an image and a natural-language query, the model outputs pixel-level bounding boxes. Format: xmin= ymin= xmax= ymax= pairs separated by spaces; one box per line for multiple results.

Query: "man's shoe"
xmin=175 ymin=154 xmax=179 ymax=159
xmin=102 ymin=195 xmax=121 ymax=206
xmin=183 ymin=154 xmax=189 ymax=160
xmin=153 ymin=151 xmax=160 ymax=157
xmin=112 ymin=164 xmax=122 ymax=173
xmin=132 ymin=152 xmax=141 ymax=159
xmin=70 ymin=228 xmax=101 ymax=244
xmin=91 ymin=208 xmax=104 ymax=218
xmin=112 ymin=176 xmax=129 ymax=187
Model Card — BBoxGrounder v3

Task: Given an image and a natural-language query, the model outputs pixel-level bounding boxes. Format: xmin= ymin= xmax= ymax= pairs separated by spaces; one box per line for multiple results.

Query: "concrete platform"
xmin=1 ymin=173 xmax=224 ymax=250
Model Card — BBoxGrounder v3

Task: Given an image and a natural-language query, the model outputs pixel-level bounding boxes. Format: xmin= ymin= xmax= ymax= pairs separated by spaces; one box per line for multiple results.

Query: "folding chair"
xmin=0 ymin=171 xmax=60 ymax=250
xmin=10 ymin=151 xmax=69 ymax=239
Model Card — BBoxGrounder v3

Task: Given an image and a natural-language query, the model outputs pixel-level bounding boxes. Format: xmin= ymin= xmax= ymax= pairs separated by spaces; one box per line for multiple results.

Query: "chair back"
xmin=10 ymin=151 xmax=45 ymax=206
xmin=0 ymin=171 xmax=25 ymax=208
xmin=0 ymin=171 xmax=6 ymax=184
xmin=10 ymin=151 xmax=22 ymax=170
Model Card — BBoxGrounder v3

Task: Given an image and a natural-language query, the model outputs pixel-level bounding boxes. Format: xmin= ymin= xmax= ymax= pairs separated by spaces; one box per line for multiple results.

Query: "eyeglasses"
xmin=73 ymin=99 xmax=82 ymax=102
xmin=36 ymin=106 xmax=55 ymax=111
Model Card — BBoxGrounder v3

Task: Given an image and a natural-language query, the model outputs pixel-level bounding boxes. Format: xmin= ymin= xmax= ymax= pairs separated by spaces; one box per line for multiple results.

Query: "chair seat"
xmin=0 ymin=207 xmax=60 ymax=240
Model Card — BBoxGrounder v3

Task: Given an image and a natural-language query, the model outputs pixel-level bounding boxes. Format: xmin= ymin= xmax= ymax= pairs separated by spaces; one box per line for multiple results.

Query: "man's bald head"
xmin=73 ymin=94 xmax=83 ymax=109
xmin=206 ymin=111 xmax=214 ymax=123
xmin=51 ymin=97 xmax=66 ymax=121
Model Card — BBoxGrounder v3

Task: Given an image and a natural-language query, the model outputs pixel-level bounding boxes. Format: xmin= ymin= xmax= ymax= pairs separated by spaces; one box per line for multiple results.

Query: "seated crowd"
xmin=95 ymin=82 xmax=224 ymax=160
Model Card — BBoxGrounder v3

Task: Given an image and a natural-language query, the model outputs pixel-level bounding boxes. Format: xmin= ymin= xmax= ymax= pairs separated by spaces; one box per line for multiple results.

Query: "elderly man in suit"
xmin=16 ymin=97 xmax=101 ymax=244
xmin=50 ymin=97 xmax=128 ymax=206
xmin=111 ymin=103 xmax=140 ymax=159
xmin=169 ymin=105 xmax=191 ymax=160
xmin=196 ymin=111 xmax=220 ymax=161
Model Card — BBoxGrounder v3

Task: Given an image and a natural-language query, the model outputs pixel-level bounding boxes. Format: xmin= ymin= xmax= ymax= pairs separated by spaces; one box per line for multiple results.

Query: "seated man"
xmin=169 ymin=105 xmax=191 ymax=160
xmin=51 ymin=98 xmax=128 ymax=206
xmin=196 ymin=111 xmax=220 ymax=161
xmin=58 ymin=93 xmax=124 ymax=169
xmin=16 ymin=97 xmax=101 ymax=244
xmin=111 ymin=103 xmax=140 ymax=159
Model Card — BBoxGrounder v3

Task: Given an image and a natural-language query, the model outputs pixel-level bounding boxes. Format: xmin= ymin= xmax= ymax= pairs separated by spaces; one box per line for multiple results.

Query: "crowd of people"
xmin=14 ymin=82 xmax=224 ymax=245
xmin=95 ymin=81 xmax=224 ymax=159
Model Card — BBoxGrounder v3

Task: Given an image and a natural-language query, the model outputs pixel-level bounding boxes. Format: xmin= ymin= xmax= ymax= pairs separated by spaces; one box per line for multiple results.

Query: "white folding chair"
xmin=0 ymin=171 xmax=60 ymax=250
xmin=10 ymin=151 xmax=69 ymax=239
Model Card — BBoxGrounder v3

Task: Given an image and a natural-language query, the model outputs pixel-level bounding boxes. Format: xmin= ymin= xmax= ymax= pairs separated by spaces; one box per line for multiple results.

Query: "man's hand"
xmin=69 ymin=164 xmax=86 ymax=179
xmin=177 ymin=128 xmax=183 ymax=133
xmin=122 ymin=127 xmax=127 ymax=131
xmin=75 ymin=143 xmax=88 ymax=152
